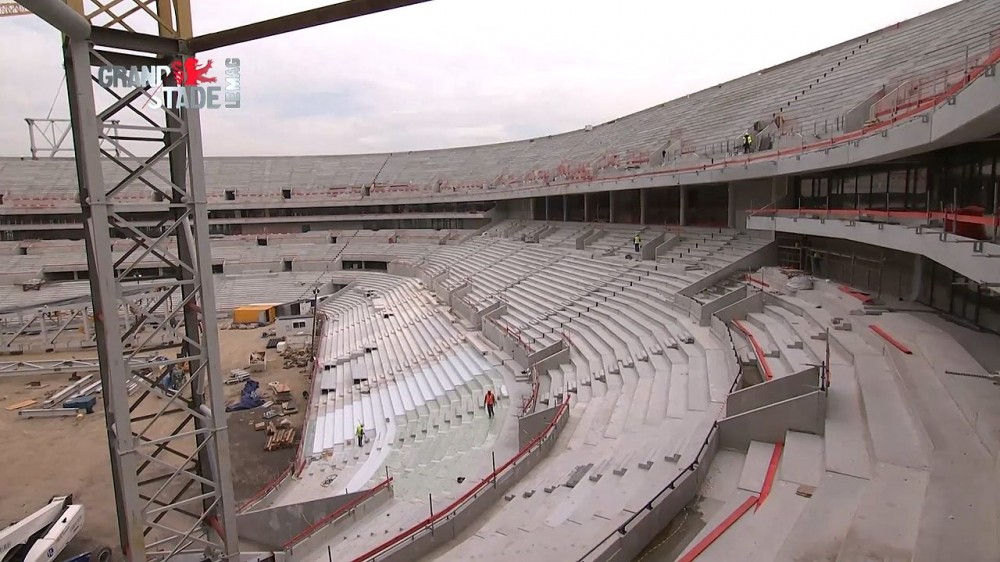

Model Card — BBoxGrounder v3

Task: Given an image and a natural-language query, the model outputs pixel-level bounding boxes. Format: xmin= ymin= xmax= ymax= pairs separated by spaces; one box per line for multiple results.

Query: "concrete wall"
xmin=652 ymin=234 xmax=681 ymax=259
xmin=497 ymin=198 xmax=533 ymax=220
xmin=386 ymin=262 xmax=424 ymax=278
xmin=517 ymin=403 xmax=562 ymax=449
xmin=450 ymin=284 xmax=475 ymax=324
xmin=640 ymin=232 xmax=667 ymax=260
xmin=713 ymin=290 xmax=765 ymax=323
xmin=726 ymin=366 xmax=821 ymax=417
xmin=533 ymin=347 xmax=568 ymax=374
xmin=718 ymin=390 xmax=827 ymax=451
xmin=376 ymin=405 xmax=570 ymax=562
xmin=237 ymin=487 xmax=391 ymax=549
xmin=527 ymin=340 xmax=564 ymax=367
xmin=679 ymin=241 xmax=778 ymax=297
xmin=580 ymin=228 xmax=604 ymax=249
xmin=729 ymin=178 xmax=773 ymax=232
xmin=691 ymin=285 xmax=749 ymax=326
xmin=430 ymin=272 xmax=453 ymax=303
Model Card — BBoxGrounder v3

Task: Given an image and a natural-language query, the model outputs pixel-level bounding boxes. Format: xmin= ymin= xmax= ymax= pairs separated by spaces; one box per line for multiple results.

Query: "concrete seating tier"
xmin=282 ymin=275 xmax=514 ymax=513
xmin=426 ymin=267 xmax=733 ymax=561
xmin=677 ymin=271 xmax=1000 ymax=562
xmin=5 ymin=2 xmax=999 ymax=202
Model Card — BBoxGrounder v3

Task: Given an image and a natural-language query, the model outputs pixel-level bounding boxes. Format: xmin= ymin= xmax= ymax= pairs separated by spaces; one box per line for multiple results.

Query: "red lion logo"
xmin=170 ymin=58 xmax=216 ymax=86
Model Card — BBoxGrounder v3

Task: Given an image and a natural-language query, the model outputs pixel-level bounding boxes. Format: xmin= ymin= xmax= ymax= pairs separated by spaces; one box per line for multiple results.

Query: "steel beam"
xmin=0 ymin=358 xmax=159 ymax=377
xmin=19 ymin=408 xmax=84 ymax=418
xmin=14 ymin=0 xmax=91 ymax=39
xmin=60 ymin=0 xmax=241 ymax=557
xmin=187 ymin=0 xmax=432 ymax=52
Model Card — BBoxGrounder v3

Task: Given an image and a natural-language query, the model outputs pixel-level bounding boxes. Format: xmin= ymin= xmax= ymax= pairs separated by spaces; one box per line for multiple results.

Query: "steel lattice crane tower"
xmin=12 ymin=0 xmax=431 ymax=560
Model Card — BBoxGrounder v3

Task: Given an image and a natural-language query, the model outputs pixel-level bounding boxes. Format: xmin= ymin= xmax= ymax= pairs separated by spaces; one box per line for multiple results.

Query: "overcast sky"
xmin=0 ymin=0 xmax=958 ymax=157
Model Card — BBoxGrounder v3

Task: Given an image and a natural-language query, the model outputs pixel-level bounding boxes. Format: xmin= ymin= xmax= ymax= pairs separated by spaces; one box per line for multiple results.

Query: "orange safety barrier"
xmin=756 ymin=442 xmax=784 ymax=511
xmin=869 ymin=325 xmax=913 ymax=354
xmin=350 ymin=398 xmax=571 ymax=562
xmin=838 ymin=285 xmax=875 ymax=304
xmin=742 ymin=273 xmax=769 ymax=288
xmin=676 ymin=495 xmax=759 ymax=562
xmin=732 ymin=320 xmax=774 ymax=381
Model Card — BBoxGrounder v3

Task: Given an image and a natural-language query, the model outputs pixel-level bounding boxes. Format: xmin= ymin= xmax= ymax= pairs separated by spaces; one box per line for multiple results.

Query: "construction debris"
xmin=265 ymin=423 xmax=296 ymax=451
xmin=247 ymin=351 xmax=266 ymax=373
xmin=281 ymin=347 xmax=311 ymax=369
xmin=5 ymin=399 xmax=37 ymax=411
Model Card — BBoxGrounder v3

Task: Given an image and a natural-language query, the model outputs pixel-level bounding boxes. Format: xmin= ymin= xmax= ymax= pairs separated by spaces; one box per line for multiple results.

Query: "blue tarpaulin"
xmin=225 ymin=379 xmax=263 ymax=412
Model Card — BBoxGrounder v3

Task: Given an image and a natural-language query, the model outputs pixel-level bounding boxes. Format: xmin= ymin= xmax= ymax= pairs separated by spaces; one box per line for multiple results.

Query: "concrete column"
xmin=562 ymin=194 xmax=568 ymax=221
xmin=771 ymin=177 xmax=779 ymax=208
xmin=728 ymin=183 xmax=737 ymax=229
xmin=584 ymin=193 xmax=590 ymax=222
xmin=909 ymin=254 xmax=924 ymax=301
xmin=679 ymin=186 xmax=687 ymax=226
xmin=544 ymin=196 xmax=550 ymax=221
xmin=609 ymin=192 xmax=616 ymax=224
xmin=640 ymin=188 xmax=647 ymax=225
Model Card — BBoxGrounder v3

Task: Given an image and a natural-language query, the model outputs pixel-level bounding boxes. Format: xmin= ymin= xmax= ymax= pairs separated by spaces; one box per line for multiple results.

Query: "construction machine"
xmin=0 ymin=495 xmax=108 ymax=562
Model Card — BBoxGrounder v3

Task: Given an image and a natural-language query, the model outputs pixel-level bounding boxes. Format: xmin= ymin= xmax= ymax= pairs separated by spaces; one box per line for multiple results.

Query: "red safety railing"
xmin=294 ymin=358 xmax=325 ymax=477
xmin=372 ymin=36 xmax=1000 ymax=201
xmin=238 ymin=465 xmax=292 ymax=513
xmin=750 ymin=206 xmax=1000 ymax=243
xmin=732 ymin=320 xmax=774 ymax=381
xmin=282 ymin=477 xmax=394 ymax=550
xmin=350 ymin=397 xmax=571 ymax=562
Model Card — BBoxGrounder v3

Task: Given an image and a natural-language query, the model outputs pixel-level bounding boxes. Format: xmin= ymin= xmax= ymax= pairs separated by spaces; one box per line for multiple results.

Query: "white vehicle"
xmin=0 ymin=496 xmax=85 ymax=562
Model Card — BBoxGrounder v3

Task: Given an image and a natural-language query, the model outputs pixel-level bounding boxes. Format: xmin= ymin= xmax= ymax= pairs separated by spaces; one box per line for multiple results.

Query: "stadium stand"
xmin=3 ymin=1 xmax=1000 ymax=204
xmin=3 ymin=1 xmax=1000 ymax=560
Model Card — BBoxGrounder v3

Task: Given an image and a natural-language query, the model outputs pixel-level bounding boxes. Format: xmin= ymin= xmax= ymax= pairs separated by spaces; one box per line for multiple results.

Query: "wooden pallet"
xmin=265 ymin=427 xmax=296 ymax=451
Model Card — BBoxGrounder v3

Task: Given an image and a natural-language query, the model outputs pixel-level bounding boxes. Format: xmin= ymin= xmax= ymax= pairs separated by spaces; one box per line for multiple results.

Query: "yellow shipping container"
xmin=232 ymin=304 xmax=277 ymax=325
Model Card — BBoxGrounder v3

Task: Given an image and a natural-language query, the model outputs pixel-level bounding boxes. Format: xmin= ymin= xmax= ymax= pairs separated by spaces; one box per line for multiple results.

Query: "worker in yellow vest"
xmin=356 ymin=422 xmax=365 ymax=447
xmin=633 ymin=233 xmax=641 ymax=253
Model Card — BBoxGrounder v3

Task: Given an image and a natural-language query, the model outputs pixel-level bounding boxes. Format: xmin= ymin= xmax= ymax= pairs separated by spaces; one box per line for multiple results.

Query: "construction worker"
xmin=356 ymin=422 xmax=365 ymax=447
xmin=633 ymin=233 xmax=642 ymax=253
xmin=742 ymin=131 xmax=753 ymax=154
xmin=484 ymin=389 xmax=496 ymax=419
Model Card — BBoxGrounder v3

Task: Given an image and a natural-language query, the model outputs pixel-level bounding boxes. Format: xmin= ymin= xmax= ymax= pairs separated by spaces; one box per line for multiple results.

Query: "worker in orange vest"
xmin=484 ymin=390 xmax=496 ymax=419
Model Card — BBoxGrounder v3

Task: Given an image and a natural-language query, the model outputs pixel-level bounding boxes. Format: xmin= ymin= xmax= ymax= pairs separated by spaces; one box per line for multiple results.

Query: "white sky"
xmin=0 ymin=0 xmax=959 ymax=157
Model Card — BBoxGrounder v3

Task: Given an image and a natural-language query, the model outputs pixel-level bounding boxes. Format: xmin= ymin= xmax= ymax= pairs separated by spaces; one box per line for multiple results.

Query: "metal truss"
xmin=25 ymin=117 xmax=120 ymax=159
xmin=0 ymin=291 xmax=180 ymax=354
xmin=57 ymin=0 xmax=240 ymax=559
xmin=0 ymin=356 xmax=157 ymax=376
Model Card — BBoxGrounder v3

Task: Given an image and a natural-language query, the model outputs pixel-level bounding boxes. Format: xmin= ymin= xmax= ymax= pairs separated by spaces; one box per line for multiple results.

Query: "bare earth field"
xmin=0 ymin=325 xmax=311 ymax=558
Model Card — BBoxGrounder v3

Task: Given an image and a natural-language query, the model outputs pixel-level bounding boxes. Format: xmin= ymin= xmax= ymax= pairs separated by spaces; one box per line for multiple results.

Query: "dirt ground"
xmin=0 ymin=325 xmax=311 ymax=558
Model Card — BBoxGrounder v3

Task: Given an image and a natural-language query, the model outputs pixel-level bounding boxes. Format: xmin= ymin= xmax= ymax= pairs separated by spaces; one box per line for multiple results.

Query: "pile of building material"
xmin=15 ymin=371 xmax=145 ymax=419
xmin=265 ymin=421 xmax=296 ymax=451
xmin=268 ymin=381 xmax=292 ymax=402
xmin=225 ymin=369 xmax=250 ymax=385
xmin=280 ymin=348 xmax=311 ymax=369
